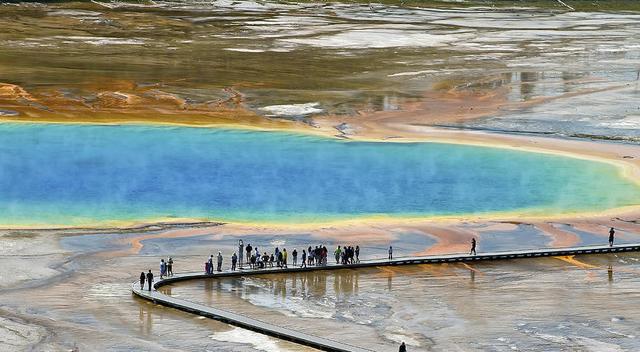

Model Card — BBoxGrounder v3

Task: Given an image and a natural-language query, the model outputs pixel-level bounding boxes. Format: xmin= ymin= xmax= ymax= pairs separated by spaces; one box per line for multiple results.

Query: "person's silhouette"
xmin=609 ymin=227 xmax=615 ymax=247
xmin=139 ymin=271 xmax=145 ymax=290
xmin=146 ymin=270 xmax=154 ymax=291
xmin=399 ymin=342 xmax=407 ymax=352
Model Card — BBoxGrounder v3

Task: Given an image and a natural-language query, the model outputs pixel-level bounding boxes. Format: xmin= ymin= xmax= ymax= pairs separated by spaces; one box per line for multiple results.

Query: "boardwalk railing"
xmin=132 ymin=243 xmax=640 ymax=352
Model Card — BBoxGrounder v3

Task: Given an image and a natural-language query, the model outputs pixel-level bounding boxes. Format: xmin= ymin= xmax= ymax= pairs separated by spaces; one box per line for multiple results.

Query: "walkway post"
xmin=238 ymin=239 xmax=244 ymax=269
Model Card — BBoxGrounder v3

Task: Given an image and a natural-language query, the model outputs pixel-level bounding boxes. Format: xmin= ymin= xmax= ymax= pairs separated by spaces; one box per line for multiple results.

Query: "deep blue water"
xmin=0 ymin=123 xmax=638 ymax=226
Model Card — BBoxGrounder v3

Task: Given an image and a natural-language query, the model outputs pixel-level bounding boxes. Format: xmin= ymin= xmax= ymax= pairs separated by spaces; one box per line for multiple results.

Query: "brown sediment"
xmin=408 ymin=226 xmax=478 ymax=256
xmin=0 ymin=81 xmax=297 ymax=130
xmin=535 ymin=223 xmax=581 ymax=247
xmin=571 ymin=223 xmax=610 ymax=238
xmin=326 ymin=87 xmax=510 ymax=132
xmin=508 ymin=83 xmax=632 ymax=111
xmin=107 ymin=224 xmax=224 ymax=256
xmin=474 ymin=222 xmax=519 ymax=232
xmin=312 ymin=225 xmax=396 ymax=244
xmin=0 ymin=83 xmax=35 ymax=101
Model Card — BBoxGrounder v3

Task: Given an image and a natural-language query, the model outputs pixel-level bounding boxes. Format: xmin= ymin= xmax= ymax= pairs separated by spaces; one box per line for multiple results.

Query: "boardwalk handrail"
xmin=132 ymin=242 xmax=640 ymax=352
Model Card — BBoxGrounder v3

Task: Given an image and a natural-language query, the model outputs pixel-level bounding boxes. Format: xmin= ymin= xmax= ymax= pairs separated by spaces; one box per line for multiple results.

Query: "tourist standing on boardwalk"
xmin=246 ymin=243 xmax=252 ymax=264
xmin=217 ymin=251 xmax=223 ymax=272
xmin=167 ymin=257 xmax=173 ymax=277
xmin=160 ymin=259 xmax=166 ymax=279
xmin=232 ymin=252 xmax=238 ymax=271
xmin=292 ymin=248 xmax=298 ymax=266
xmin=301 ymin=249 xmax=307 ymax=268
xmin=322 ymin=246 xmax=328 ymax=265
xmin=283 ymin=248 xmax=288 ymax=268
xmin=335 ymin=246 xmax=342 ymax=264
xmin=139 ymin=272 xmax=145 ymax=290
xmin=345 ymin=246 xmax=352 ymax=264
xmin=388 ymin=246 xmax=393 ymax=260
xmin=399 ymin=342 xmax=407 ymax=352
xmin=146 ymin=270 xmax=154 ymax=291
xmin=277 ymin=251 xmax=283 ymax=268
xmin=470 ymin=238 xmax=477 ymax=255
xmin=238 ymin=240 xmax=244 ymax=269
xmin=208 ymin=255 xmax=214 ymax=274
xmin=355 ymin=245 xmax=360 ymax=262
xmin=609 ymin=227 xmax=615 ymax=247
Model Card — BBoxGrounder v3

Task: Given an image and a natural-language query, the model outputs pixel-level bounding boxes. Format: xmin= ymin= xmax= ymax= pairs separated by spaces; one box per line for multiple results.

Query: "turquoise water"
xmin=0 ymin=123 xmax=638 ymax=226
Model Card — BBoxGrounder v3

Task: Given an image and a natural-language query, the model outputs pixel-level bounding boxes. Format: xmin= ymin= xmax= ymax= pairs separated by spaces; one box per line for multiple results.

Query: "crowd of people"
xmin=199 ymin=242 xmax=364 ymax=274
xmin=159 ymin=257 xmax=174 ymax=278
xmin=139 ymin=238 xmax=488 ymax=289
xmin=194 ymin=236 xmax=490 ymax=275
xmin=143 ymin=237 xmax=487 ymax=283
xmin=139 ymin=257 xmax=175 ymax=290
xmin=204 ymin=252 xmax=223 ymax=274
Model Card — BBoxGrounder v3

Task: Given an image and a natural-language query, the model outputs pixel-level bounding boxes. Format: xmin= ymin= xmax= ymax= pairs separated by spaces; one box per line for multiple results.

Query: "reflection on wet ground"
xmin=167 ymin=253 xmax=640 ymax=351
xmin=1 ymin=1 xmax=639 ymax=139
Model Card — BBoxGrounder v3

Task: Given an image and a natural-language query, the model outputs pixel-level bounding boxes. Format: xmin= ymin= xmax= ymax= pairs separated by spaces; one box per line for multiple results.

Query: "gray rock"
xmin=0 ymin=109 xmax=19 ymax=117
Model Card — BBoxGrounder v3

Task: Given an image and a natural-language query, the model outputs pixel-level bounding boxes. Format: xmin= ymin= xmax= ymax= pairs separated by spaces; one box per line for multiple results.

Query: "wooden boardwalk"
xmin=132 ymin=243 xmax=640 ymax=352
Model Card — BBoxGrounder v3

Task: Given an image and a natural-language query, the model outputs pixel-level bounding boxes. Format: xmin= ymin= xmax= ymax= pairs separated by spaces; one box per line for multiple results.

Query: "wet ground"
xmin=166 ymin=253 xmax=640 ymax=351
xmin=2 ymin=220 xmax=640 ymax=351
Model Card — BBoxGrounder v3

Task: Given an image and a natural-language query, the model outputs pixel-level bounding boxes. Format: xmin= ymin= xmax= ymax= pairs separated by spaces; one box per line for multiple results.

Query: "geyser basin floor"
xmin=0 ymin=123 xmax=638 ymax=227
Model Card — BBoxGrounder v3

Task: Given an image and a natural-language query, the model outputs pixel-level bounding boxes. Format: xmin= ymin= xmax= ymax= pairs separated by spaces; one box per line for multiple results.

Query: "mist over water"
xmin=0 ymin=123 xmax=638 ymax=226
